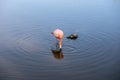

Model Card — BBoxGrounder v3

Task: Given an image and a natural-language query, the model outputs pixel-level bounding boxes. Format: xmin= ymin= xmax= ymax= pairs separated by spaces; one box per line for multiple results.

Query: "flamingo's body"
xmin=52 ymin=29 xmax=64 ymax=49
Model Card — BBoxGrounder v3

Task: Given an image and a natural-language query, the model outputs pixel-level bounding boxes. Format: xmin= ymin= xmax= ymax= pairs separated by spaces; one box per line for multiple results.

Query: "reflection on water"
xmin=51 ymin=43 xmax=64 ymax=59
xmin=51 ymin=49 xmax=64 ymax=60
xmin=0 ymin=0 xmax=120 ymax=80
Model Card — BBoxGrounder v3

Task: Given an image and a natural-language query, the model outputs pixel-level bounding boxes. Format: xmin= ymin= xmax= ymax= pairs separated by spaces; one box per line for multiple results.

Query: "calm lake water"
xmin=0 ymin=0 xmax=120 ymax=80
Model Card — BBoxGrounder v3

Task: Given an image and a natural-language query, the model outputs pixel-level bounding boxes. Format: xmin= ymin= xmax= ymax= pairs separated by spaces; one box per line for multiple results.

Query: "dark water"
xmin=0 ymin=0 xmax=120 ymax=80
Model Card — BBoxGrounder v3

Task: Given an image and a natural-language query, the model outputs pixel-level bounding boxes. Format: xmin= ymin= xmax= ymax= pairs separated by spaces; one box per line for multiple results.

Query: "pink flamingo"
xmin=51 ymin=29 xmax=64 ymax=49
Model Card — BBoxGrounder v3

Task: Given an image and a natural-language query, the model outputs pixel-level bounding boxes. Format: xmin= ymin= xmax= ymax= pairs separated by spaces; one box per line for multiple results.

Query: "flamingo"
xmin=51 ymin=29 xmax=64 ymax=49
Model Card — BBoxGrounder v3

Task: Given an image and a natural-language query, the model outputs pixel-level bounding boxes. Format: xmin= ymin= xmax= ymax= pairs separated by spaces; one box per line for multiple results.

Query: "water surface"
xmin=0 ymin=0 xmax=120 ymax=80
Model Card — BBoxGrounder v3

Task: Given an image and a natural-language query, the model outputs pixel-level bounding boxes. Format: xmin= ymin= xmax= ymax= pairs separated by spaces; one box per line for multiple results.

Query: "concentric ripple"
xmin=6 ymin=26 xmax=52 ymax=64
xmin=1 ymin=26 xmax=120 ymax=80
xmin=61 ymin=31 xmax=120 ymax=78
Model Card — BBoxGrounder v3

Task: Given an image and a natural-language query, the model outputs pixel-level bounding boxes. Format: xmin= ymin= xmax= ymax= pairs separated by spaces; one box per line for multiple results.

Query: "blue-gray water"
xmin=0 ymin=0 xmax=120 ymax=80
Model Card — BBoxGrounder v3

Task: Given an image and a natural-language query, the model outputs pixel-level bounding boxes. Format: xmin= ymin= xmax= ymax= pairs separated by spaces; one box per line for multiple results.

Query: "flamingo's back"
xmin=53 ymin=29 xmax=64 ymax=39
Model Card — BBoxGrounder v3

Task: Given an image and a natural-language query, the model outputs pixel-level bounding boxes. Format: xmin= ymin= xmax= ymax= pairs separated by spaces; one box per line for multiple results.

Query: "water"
xmin=0 ymin=0 xmax=120 ymax=80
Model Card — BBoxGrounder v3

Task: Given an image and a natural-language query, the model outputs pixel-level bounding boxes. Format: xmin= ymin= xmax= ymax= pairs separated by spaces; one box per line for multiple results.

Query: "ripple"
xmin=62 ymin=44 xmax=77 ymax=55
xmin=7 ymin=26 xmax=51 ymax=63
xmin=61 ymin=31 xmax=119 ymax=76
xmin=2 ymin=26 xmax=119 ymax=80
xmin=63 ymin=33 xmax=106 ymax=57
